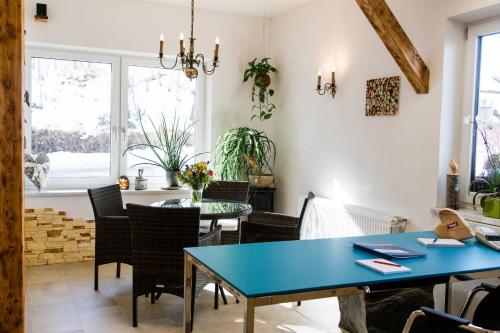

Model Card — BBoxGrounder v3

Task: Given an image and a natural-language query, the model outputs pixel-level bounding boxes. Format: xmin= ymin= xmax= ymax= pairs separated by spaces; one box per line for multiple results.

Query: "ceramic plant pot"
xmin=165 ymin=171 xmax=180 ymax=188
xmin=482 ymin=197 xmax=500 ymax=219
xmin=254 ymin=74 xmax=271 ymax=88
xmin=248 ymin=174 xmax=274 ymax=187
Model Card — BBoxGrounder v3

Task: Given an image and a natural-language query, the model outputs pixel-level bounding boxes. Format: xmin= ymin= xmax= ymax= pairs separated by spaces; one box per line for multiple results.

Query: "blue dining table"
xmin=183 ymin=231 xmax=500 ymax=333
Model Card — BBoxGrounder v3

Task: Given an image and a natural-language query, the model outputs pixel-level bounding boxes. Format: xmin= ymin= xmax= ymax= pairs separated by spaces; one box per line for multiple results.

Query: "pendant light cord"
xmin=190 ymin=0 xmax=195 ymax=40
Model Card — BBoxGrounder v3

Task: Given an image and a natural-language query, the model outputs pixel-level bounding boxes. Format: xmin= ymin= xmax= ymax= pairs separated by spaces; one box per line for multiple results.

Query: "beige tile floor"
xmin=26 ymin=262 xmax=342 ymax=333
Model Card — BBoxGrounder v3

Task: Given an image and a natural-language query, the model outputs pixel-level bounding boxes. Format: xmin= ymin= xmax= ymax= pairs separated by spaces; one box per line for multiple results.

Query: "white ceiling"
xmin=143 ymin=0 xmax=312 ymax=17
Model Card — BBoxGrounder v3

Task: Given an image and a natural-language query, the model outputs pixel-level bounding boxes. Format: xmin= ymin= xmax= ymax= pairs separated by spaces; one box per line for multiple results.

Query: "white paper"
xmin=356 ymin=258 xmax=412 ymax=275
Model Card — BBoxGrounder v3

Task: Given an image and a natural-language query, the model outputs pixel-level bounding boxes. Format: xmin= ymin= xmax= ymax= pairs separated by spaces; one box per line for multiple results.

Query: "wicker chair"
xmin=240 ymin=191 xmax=314 ymax=244
xmin=202 ymin=180 xmax=250 ymax=244
xmin=126 ymin=203 xmax=222 ymax=328
xmin=87 ymin=184 xmax=131 ymax=291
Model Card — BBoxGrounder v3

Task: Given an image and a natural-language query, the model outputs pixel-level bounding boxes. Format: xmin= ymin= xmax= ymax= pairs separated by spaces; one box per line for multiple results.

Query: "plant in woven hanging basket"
xmin=243 ymin=58 xmax=278 ymax=121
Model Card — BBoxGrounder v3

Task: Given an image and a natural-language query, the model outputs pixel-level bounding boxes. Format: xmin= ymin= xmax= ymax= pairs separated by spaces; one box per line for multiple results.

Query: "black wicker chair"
xmin=88 ymin=184 xmax=131 ymax=291
xmin=240 ymin=191 xmax=314 ymax=244
xmin=403 ymin=283 xmax=500 ymax=332
xmin=126 ymin=203 xmax=222 ymax=328
xmin=202 ymin=180 xmax=250 ymax=244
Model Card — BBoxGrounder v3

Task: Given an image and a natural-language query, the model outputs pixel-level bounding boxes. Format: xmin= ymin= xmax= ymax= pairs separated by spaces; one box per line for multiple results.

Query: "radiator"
xmin=300 ymin=195 xmax=407 ymax=240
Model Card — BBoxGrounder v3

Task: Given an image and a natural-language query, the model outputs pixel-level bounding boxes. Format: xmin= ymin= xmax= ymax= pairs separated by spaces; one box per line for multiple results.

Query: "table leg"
xmin=244 ymin=297 xmax=255 ymax=333
xmin=444 ymin=282 xmax=452 ymax=313
xmin=184 ymin=253 xmax=193 ymax=333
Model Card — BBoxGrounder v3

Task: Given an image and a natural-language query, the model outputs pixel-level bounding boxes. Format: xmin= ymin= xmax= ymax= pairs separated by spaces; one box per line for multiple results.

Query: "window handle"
xmin=112 ymin=126 xmax=117 ymax=141
xmin=122 ymin=126 xmax=127 ymax=141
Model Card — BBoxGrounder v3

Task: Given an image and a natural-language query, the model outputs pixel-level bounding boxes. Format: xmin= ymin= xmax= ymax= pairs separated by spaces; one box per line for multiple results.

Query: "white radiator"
xmin=300 ymin=195 xmax=407 ymax=240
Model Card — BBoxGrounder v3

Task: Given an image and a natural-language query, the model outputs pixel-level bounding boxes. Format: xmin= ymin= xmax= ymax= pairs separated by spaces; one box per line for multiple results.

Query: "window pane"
xmin=30 ymin=57 xmax=112 ymax=178
xmin=126 ymin=65 xmax=197 ymax=181
xmin=473 ymin=33 xmax=500 ymax=178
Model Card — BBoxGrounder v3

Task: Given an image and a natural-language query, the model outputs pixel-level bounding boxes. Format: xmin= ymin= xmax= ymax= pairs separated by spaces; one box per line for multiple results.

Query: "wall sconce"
xmin=316 ymin=68 xmax=336 ymax=98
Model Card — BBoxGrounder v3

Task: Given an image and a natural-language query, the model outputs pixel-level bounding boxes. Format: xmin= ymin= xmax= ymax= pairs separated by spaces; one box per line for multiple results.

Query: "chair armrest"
xmin=248 ymin=211 xmax=300 ymax=227
xmin=454 ymin=274 xmax=475 ymax=281
xmin=420 ymin=306 xmax=471 ymax=327
xmin=199 ymin=225 xmax=222 ymax=247
xmin=480 ymin=282 xmax=497 ymax=292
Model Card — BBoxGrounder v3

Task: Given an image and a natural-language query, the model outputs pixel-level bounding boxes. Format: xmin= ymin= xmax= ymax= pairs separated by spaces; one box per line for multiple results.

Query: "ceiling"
xmin=143 ymin=0 xmax=312 ymax=17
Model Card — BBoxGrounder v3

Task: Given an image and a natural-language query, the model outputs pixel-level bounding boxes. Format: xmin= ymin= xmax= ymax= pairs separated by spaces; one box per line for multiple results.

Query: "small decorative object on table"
xmin=119 ymin=175 xmax=130 ymax=190
xmin=177 ymin=161 xmax=214 ymax=205
xmin=135 ymin=169 xmax=148 ymax=190
xmin=446 ymin=158 xmax=460 ymax=210
xmin=24 ymin=153 xmax=50 ymax=191
xmin=435 ymin=209 xmax=474 ymax=241
xmin=465 ymin=113 xmax=500 ymax=218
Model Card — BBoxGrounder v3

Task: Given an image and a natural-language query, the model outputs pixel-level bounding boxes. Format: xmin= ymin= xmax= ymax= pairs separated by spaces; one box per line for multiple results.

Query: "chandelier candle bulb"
xmin=317 ymin=70 xmax=322 ymax=88
xmin=159 ymin=33 xmax=164 ymax=58
xmin=331 ymin=69 xmax=336 ymax=84
xmin=179 ymin=32 xmax=185 ymax=54
xmin=214 ymin=37 xmax=220 ymax=60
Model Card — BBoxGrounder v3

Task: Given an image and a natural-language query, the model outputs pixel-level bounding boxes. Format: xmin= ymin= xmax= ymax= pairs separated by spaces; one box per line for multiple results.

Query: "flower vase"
xmin=191 ymin=188 xmax=203 ymax=206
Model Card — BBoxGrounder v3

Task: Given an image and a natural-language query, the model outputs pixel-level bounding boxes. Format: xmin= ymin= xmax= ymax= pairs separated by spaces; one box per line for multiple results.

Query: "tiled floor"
xmin=26 ymin=262 xmax=342 ymax=333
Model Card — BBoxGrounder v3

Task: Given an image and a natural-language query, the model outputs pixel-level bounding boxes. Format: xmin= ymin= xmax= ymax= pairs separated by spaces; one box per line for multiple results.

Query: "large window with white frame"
xmin=25 ymin=46 xmax=205 ymax=189
xmin=462 ymin=20 xmax=500 ymax=194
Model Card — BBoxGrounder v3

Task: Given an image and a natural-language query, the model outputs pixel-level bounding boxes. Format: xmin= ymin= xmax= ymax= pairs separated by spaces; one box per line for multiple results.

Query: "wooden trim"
xmin=0 ymin=0 xmax=25 ymax=332
xmin=355 ymin=0 xmax=430 ymax=94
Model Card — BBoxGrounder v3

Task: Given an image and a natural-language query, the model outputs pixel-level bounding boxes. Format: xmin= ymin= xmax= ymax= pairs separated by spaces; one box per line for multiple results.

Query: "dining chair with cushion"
xmin=88 ymin=184 xmax=131 ymax=291
xmin=127 ymin=203 xmax=222 ymax=328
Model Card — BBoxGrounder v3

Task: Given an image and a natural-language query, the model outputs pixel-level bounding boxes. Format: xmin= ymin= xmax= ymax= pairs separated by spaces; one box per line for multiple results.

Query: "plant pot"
xmin=165 ymin=171 xmax=180 ymax=188
xmin=254 ymin=74 xmax=271 ymax=88
xmin=482 ymin=197 xmax=500 ymax=219
xmin=248 ymin=174 xmax=274 ymax=187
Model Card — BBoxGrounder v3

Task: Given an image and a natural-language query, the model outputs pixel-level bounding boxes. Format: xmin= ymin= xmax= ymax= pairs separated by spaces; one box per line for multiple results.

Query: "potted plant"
xmin=177 ymin=161 xmax=214 ymax=204
xmin=467 ymin=112 xmax=500 ymax=218
xmin=124 ymin=113 xmax=200 ymax=188
xmin=214 ymin=127 xmax=276 ymax=187
xmin=243 ymin=58 xmax=278 ymax=121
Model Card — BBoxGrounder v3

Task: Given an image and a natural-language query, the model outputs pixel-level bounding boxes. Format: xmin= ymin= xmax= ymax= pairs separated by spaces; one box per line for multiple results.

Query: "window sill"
xmin=25 ymin=187 xmax=190 ymax=198
xmin=431 ymin=204 xmax=500 ymax=228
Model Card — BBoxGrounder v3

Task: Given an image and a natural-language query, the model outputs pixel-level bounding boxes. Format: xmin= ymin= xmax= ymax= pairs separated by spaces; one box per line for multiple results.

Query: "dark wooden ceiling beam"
xmin=0 ymin=0 xmax=25 ymax=332
xmin=355 ymin=0 xmax=430 ymax=94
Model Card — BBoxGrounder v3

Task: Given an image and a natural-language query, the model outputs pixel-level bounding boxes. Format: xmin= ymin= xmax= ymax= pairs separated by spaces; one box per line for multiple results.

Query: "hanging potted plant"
xmin=466 ymin=112 xmax=500 ymax=218
xmin=124 ymin=113 xmax=201 ymax=188
xmin=243 ymin=58 xmax=278 ymax=121
xmin=214 ymin=127 xmax=276 ymax=187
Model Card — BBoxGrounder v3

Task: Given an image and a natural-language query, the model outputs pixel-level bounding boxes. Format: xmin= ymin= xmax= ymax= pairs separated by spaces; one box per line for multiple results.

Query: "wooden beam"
xmin=355 ymin=0 xmax=430 ymax=94
xmin=0 ymin=0 xmax=25 ymax=332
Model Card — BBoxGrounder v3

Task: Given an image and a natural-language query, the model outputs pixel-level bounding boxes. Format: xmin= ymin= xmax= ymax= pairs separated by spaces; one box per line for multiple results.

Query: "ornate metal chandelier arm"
xmin=159 ymin=55 xmax=182 ymax=70
xmin=195 ymin=53 xmax=218 ymax=75
xmin=316 ymin=83 xmax=336 ymax=98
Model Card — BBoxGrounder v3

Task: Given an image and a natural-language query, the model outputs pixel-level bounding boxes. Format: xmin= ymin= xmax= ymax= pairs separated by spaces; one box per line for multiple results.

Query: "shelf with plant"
xmin=214 ymin=127 xmax=276 ymax=187
xmin=243 ymin=58 xmax=278 ymax=121
xmin=466 ymin=112 xmax=500 ymax=218
xmin=124 ymin=112 xmax=201 ymax=188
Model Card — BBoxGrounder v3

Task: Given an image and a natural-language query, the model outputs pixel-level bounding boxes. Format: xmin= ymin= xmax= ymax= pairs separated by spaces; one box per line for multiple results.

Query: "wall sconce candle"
xmin=316 ymin=68 xmax=337 ymax=98
xmin=159 ymin=33 xmax=165 ymax=58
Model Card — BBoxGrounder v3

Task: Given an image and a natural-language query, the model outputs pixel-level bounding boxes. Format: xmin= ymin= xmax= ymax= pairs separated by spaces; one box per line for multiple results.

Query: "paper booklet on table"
xmin=356 ymin=258 xmax=412 ymax=275
xmin=417 ymin=238 xmax=464 ymax=247
xmin=353 ymin=242 xmax=426 ymax=259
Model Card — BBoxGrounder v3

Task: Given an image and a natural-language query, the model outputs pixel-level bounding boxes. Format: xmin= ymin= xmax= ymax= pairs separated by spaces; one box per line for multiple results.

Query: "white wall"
xmin=267 ymin=0 xmax=500 ymax=230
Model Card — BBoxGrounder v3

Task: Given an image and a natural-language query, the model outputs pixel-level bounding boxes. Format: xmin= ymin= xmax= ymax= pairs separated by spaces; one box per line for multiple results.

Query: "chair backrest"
xmin=473 ymin=284 xmax=500 ymax=330
xmin=88 ymin=184 xmax=125 ymax=218
xmin=126 ymin=204 xmax=200 ymax=277
xmin=298 ymin=191 xmax=315 ymax=231
xmin=203 ymin=181 xmax=250 ymax=203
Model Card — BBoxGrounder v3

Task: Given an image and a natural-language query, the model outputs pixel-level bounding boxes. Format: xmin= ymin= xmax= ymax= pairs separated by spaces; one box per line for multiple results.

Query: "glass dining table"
xmin=151 ymin=198 xmax=253 ymax=230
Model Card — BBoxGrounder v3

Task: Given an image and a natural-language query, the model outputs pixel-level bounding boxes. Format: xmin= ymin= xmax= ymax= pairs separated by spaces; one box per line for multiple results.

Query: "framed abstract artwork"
xmin=365 ymin=76 xmax=400 ymax=116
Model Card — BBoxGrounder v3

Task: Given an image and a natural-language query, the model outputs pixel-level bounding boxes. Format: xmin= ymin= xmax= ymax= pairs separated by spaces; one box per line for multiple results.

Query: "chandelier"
xmin=158 ymin=0 xmax=220 ymax=79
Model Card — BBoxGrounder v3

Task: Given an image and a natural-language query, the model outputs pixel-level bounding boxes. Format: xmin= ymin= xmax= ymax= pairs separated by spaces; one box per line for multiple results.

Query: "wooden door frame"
xmin=0 ymin=0 xmax=25 ymax=332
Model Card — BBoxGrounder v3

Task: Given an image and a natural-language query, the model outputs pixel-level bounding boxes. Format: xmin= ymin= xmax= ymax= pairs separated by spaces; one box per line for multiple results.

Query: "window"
xmin=468 ymin=24 xmax=500 ymax=183
xmin=26 ymin=47 xmax=205 ymax=189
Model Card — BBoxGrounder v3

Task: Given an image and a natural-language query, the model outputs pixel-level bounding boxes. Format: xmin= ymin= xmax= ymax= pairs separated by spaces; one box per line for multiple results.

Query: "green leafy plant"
xmin=124 ymin=113 xmax=200 ymax=172
xmin=243 ymin=58 xmax=278 ymax=121
xmin=214 ymin=127 xmax=276 ymax=181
